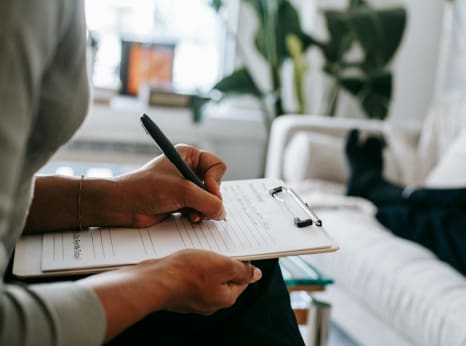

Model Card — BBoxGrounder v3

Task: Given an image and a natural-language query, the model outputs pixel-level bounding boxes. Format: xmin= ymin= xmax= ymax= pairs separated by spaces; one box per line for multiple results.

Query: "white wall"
xmin=387 ymin=0 xmax=445 ymax=123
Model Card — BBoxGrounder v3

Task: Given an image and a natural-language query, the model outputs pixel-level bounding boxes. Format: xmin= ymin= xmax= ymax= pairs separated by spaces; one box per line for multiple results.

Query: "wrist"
xmin=80 ymin=178 xmax=131 ymax=228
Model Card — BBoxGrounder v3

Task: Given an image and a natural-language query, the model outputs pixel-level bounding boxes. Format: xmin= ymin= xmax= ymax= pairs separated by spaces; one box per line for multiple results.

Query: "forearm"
xmin=24 ymin=175 xmax=130 ymax=233
xmin=78 ymin=265 xmax=169 ymax=342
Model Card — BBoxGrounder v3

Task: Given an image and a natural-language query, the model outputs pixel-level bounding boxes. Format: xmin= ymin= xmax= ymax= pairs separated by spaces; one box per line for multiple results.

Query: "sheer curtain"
xmin=435 ymin=0 xmax=466 ymax=97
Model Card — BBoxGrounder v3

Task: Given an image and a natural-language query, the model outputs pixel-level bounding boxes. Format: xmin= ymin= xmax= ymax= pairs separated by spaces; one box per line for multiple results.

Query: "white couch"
xmin=265 ymin=92 xmax=466 ymax=346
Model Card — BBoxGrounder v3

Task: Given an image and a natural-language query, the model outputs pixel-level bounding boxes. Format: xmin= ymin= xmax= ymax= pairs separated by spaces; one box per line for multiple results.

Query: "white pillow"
xmin=282 ymin=131 xmax=400 ymax=184
xmin=425 ymin=127 xmax=466 ymax=187
xmin=283 ymin=131 xmax=347 ymax=183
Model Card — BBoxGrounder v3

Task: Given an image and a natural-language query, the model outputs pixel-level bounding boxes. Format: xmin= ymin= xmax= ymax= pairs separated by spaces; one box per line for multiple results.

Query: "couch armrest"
xmin=265 ymin=115 xmax=412 ymax=184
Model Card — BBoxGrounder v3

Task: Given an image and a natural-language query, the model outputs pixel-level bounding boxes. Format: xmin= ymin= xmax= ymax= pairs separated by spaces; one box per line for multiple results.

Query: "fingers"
xmin=204 ymin=175 xmax=223 ymax=200
xmin=152 ymin=250 xmax=262 ymax=315
xmin=212 ymin=260 xmax=262 ymax=307
xmin=197 ymin=151 xmax=227 ymax=187
xmin=175 ymin=144 xmax=226 ymax=199
xmin=182 ymin=181 xmax=227 ymax=221
xmin=228 ymin=260 xmax=262 ymax=285
xmin=169 ymin=145 xmax=227 ymax=220
xmin=188 ymin=209 xmax=226 ymax=223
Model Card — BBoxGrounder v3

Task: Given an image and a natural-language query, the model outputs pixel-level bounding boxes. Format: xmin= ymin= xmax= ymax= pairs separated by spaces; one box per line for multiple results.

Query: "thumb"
xmin=228 ymin=261 xmax=262 ymax=285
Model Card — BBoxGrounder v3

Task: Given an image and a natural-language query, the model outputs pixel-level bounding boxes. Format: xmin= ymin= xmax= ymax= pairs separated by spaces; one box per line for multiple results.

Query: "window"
xmin=85 ymin=0 xmax=238 ymax=93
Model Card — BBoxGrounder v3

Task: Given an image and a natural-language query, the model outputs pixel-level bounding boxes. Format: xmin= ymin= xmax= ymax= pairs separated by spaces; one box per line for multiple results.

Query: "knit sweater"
xmin=0 ymin=0 xmax=105 ymax=344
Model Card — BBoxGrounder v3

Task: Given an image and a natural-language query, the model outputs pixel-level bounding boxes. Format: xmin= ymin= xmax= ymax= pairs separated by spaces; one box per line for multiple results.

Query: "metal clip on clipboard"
xmin=269 ymin=186 xmax=322 ymax=228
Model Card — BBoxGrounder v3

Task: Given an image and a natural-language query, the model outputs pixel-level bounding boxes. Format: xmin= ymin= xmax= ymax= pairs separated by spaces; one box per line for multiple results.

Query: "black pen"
xmin=140 ymin=113 xmax=207 ymax=191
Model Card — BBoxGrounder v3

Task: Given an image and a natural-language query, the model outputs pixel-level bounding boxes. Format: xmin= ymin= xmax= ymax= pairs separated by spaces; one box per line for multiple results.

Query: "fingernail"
xmin=252 ymin=266 xmax=262 ymax=281
xmin=192 ymin=214 xmax=201 ymax=223
xmin=215 ymin=207 xmax=227 ymax=221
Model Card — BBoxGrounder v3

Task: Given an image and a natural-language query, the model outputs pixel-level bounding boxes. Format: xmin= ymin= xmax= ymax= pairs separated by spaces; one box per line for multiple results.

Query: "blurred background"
xmin=45 ymin=0 xmax=465 ymax=180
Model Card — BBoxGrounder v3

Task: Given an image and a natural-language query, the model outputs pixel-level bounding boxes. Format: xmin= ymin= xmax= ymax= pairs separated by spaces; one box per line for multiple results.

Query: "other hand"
xmin=79 ymin=249 xmax=262 ymax=341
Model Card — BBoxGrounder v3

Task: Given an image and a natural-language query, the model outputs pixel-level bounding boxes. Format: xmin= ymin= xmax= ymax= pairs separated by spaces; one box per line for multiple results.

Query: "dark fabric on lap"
xmin=106 ymin=259 xmax=305 ymax=346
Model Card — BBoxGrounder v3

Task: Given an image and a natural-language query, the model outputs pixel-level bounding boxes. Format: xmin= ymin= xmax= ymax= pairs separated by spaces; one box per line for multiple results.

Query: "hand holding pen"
xmin=140 ymin=113 xmax=227 ymax=222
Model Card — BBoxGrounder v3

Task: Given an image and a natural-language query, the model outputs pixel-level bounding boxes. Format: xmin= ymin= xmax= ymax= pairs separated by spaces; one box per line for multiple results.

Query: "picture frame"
xmin=119 ymin=40 xmax=175 ymax=96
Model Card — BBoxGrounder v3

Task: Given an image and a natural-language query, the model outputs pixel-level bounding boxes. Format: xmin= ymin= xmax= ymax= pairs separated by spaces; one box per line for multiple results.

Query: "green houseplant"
xmin=193 ymin=0 xmax=313 ymax=132
xmin=192 ymin=0 xmax=407 ymax=130
xmin=317 ymin=0 xmax=407 ymax=119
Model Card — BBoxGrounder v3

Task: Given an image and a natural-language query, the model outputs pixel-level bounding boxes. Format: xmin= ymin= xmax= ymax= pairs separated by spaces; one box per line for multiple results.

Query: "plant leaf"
xmin=286 ymin=34 xmax=308 ymax=113
xmin=339 ymin=70 xmax=392 ymax=119
xmin=243 ymin=0 xmax=268 ymax=26
xmin=276 ymin=1 xmax=314 ymax=57
xmin=338 ymin=76 xmax=365 ymax=95
xmin=208 ymin=0 xmax=224 ymax=12
xmin=213 ymin=67 xmax=263 ymax=97
xmin=377 ymin=7 xmax=407 ymax=64
xmin=253 ymin=0 xmax=314 ymax=64
xmin=321 ymin=10 xmax=354 ymax=63
xmin=360 ymin=92 xmax=390 ymax=120
xmin=349 ymin=0 xmax=368 ymax=9
xmin=190 ymin=94 xmax=211 ymax=123
xmin=347 ymin=7 xmax=407 ymax=68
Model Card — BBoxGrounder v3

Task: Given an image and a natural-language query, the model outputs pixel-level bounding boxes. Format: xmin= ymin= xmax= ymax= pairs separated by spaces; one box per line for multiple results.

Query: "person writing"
xmin=0 ymin=1 xmax=304 ymax=345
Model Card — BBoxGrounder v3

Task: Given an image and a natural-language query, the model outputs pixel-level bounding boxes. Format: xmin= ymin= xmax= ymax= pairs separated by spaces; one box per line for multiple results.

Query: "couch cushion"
xmin=291 ymin=183 xmax=466 ymax=346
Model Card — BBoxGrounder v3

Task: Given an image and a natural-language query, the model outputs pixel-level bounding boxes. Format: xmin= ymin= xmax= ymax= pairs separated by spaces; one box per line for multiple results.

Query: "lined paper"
xmin=41 ymin=178 xmax=336 ymax=272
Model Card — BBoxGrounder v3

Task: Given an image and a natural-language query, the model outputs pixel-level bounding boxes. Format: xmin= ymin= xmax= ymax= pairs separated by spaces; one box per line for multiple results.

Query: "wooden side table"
xmin=280 ymin=257 xmax=334 ymax=346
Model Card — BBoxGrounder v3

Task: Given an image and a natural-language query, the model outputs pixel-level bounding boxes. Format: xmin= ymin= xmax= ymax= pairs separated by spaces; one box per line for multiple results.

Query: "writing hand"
xmin=92 ymin=144 xmax=227 ymax=228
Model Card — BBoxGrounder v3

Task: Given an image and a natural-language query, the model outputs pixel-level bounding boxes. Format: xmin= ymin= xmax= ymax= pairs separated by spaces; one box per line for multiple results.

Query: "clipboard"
xmin=12 ymin=178 xmax=339 ymax=278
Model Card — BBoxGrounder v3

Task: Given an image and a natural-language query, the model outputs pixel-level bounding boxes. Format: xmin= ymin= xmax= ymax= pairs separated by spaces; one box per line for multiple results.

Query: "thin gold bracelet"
xmin=78 ymin=175 xmax=85 ymax=231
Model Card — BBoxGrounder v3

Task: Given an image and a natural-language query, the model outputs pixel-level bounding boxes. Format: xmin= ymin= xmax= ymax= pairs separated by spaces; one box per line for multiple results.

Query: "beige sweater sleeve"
xmin=0 ymin=1 xmax=105 ymax=345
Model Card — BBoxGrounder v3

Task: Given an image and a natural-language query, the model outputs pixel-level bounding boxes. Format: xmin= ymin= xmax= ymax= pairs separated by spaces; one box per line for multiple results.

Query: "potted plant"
xmin=192 ymin=0 xmax=407 ymax=131
xmin=317 ymin=0 xmax=407 ymax=119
